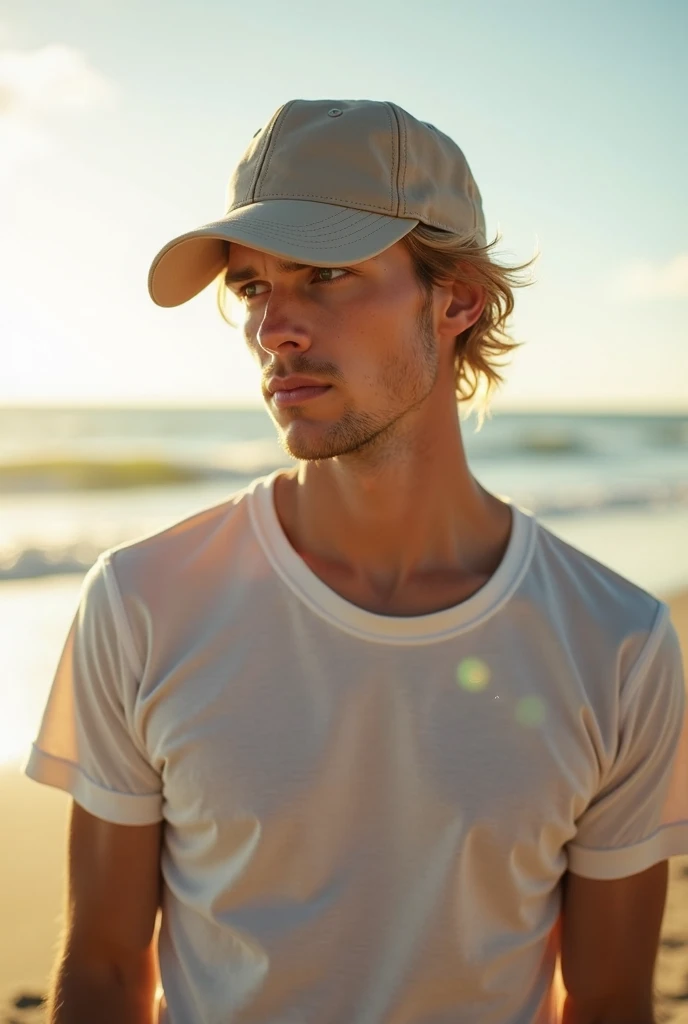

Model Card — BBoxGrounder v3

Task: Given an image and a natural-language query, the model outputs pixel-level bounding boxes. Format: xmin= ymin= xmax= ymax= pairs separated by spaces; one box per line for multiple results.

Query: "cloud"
xmin=0 ymin=44 xmax=115 ymax=183
xmin=0 ymin=43 xmax=115 ymax=117
xmin=612 ymin=252 xmax=688 ymax=301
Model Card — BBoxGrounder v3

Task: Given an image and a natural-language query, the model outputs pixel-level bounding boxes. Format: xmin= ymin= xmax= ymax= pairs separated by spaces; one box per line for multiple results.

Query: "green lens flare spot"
xmin=456 ymin=658 xmax=490 ymax=692
xmin=516 ymin=696 xmax=546 ymax=727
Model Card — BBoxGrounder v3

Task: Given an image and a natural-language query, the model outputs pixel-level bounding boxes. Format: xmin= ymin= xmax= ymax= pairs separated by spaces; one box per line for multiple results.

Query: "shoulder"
xmin=524 ymin=515 xmax=667 ymax=673
xmin=75 ymin=474 xmax=277 ymax=673
xmin=86 ymin=473 xmax=274 ymax=628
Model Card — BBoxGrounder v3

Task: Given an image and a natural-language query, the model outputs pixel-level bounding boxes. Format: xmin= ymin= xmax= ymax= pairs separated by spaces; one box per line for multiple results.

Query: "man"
xmin=25 ymin=99 xmax=688 ymax=1024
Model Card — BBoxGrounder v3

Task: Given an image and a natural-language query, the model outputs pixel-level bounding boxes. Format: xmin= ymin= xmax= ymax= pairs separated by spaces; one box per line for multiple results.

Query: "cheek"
xmin=348 ymin=293 xmax=421 ymax=366
xmin=349 ymin=276 xmax=414 ymax=333
xmin=359 ymin=271 xmax=422 ymax=333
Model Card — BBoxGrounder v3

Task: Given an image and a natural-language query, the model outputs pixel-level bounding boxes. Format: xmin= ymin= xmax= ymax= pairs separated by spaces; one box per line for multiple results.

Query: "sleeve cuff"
xmin=567 ymin=820 xmax=688 ymax=879
xmin=23 ymin=745 xmax=163 ymax=826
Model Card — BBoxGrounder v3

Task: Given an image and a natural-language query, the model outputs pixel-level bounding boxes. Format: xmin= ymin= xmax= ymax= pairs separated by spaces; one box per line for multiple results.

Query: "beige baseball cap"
xmin=148 ymin=98 xmax=486 ymax=308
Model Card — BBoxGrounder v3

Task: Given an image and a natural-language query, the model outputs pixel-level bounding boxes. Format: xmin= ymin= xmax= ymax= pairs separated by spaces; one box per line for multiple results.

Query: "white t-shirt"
xmin=25 ymin=469 xmax=688 ymax=1024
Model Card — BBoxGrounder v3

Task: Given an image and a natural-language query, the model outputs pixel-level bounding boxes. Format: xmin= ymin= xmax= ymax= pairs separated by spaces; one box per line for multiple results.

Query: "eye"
xmin=239 ymin=281 xmax=269 ymax=300
xmin=313 ymin=267 xmax=349 ymax=283
xmin=237 ymin=266 xmax=349 ymax=301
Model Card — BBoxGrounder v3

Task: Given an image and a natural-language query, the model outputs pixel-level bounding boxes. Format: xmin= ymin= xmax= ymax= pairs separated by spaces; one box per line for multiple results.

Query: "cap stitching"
xmin=234 ymin=213 xmax=380 ymax=239
xmin=256 ymin=101 xmax=296 ymax=198
xmin=234 ymin=223 xmax=383 ymax=244
xmin=237 ymin=223 xmax=382 ymax=243
xmin=250 ymin=208 xmax=380 ymax=231
xmin=243 ymin=118 xmax=275 ymax=205
xmin=227 ymin=204 xmax=366 ymax=228
xmin=398 ymin=107 xmax=409 ymax=215
xmin=237 ymin=203 xmax=464 ymax=234
xmin=241 ymin=192 xmax=406 ymax=213
xmin=247 ymin=103 xmax=292 ymax=203
xmin=230 ymin=218 xmax=410 ymax=249
xmin=233 ymin=221 xmax=395 ymax=245
xmin=388 ymin=102 xmax=398 ymax=215
xmin=384 ymin=102 xmax=395 ymax=214
xmin=387 ymin=103 xmax=403 ymax=217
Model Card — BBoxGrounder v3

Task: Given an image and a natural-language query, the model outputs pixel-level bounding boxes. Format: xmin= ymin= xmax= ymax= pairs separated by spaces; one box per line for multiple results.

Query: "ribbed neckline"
xmin=248 ymin=469 xmax=537 ymax=645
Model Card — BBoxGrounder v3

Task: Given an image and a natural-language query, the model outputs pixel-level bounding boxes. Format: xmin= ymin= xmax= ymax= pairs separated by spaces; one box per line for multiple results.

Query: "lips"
xmin=267 ymin=376 xmax=330 ymax=394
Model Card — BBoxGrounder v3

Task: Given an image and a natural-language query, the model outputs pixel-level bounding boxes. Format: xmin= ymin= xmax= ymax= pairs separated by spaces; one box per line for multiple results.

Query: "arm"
xmin=47 ymin=801 xmax=163 ymax=1024
xmin=558 ymin=861 xmax=668 ymax=1024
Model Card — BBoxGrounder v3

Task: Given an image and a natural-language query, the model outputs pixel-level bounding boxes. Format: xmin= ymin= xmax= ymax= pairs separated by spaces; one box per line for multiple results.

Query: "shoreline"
xmin=2 ymin=588 xmax=687 ymax=1021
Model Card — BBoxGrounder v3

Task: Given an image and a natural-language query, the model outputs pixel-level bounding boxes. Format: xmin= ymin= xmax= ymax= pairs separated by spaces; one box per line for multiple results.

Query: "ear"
xmin=435 ymin=277 xmax=486 ymax=343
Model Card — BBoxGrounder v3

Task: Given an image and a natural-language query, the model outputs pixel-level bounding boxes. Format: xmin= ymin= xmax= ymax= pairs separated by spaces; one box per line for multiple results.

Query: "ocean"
xmin=1 ymin=406 xmax=687 ymax=766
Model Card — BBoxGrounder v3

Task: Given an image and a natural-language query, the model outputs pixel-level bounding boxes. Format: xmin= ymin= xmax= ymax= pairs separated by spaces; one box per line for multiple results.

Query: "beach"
xmin=0 ymin=589 xmax=686 ymax=1022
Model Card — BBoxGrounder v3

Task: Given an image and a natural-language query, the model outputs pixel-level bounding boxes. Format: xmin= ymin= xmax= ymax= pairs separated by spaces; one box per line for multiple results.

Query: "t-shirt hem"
xmin=24 ymin=744 xmax=163 ymax=825
xmin=567 ymin=820 xmax=688 ymax=879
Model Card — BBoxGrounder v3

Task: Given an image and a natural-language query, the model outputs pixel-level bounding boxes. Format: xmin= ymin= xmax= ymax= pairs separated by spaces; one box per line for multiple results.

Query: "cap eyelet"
xmin=328 ymin=108 xmax=343 ymax=117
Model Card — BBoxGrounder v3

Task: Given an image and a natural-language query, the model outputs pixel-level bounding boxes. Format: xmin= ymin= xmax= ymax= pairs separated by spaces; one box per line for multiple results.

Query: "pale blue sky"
xmin=1 ymin=0 xmax=686 ymax=408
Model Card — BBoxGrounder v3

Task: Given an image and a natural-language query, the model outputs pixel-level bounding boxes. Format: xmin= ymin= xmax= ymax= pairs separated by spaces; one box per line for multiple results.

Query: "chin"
xmin=278 ymin=418 xmax=385 ymax=463
xmin=277 ymin=425 xmax=340 ymax=462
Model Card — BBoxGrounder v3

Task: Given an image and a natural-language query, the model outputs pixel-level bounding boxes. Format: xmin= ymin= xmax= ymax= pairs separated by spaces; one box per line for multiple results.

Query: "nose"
xmin=254 ymin=291 xmax=311 ymax=358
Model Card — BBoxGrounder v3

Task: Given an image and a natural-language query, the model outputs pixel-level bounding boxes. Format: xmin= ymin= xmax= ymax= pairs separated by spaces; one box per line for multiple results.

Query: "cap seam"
xmin=242 ymin=116 xmax=276 ymax=205
xmin=383 ymin=102 xmax=396 ymax=214
xmin=230 ymin=196 xmax=466 ymax=232
xmin=247 ymin=102 xmax=292 ymax=204
xmin=255 ymin=101 xmax=296 ymax=200
xmin=240 ymin=192 xmax=403 ymax=215
xmin=398 ymin=106 xmax=409 ymax=216
xmin=256 ymin=205 xmax=367 ymax=228
xmin=387 ymin=103 xmax=405 ymax=217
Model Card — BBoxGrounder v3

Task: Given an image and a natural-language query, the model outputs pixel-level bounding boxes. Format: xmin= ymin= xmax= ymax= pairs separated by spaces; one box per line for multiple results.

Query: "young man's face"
xmin=224 ymin=238 xmax=452 ymax=462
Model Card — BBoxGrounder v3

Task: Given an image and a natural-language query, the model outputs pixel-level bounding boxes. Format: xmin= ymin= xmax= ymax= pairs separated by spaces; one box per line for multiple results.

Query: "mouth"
xmin=271 ymin=385 xmax=332 ymax=407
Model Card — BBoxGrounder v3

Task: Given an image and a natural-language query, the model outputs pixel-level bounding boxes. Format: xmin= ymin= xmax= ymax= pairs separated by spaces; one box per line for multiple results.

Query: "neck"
xmin=273 ymin=404 xmax=512 ymax=606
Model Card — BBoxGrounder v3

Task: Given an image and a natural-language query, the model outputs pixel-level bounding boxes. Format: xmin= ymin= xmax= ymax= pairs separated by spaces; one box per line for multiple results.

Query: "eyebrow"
xmin=224 ymin=260 xmax=314 ymax=286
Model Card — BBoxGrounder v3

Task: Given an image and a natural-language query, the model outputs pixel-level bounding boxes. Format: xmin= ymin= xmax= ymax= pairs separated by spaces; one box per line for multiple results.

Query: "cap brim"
xmin=148 ymin=200 xmax=419 ymax=308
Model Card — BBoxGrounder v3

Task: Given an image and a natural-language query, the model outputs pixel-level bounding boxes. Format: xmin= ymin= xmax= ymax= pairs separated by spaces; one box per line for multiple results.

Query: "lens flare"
xmin=515 ymin=696 xmax=546 ymax=727
xmin=456 ymin=657 xmax=491 ymax=692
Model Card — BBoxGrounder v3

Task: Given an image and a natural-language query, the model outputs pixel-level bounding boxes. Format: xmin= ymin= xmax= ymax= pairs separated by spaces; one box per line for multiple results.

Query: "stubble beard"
xmin=274 ymin=292 xmax=439 ymax=464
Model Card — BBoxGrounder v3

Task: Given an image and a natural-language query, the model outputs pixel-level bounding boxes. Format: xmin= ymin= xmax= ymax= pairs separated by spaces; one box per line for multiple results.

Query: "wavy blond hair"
xmin=402 ymin=224 xmax=538 ymax=424
xmin=218 ymin=224 xmax=538 ymax=425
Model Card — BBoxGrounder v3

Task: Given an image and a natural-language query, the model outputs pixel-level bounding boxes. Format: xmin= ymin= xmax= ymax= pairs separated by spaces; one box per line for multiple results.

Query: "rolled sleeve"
xmin=567 ymin=605 xmax=688 ymax=879
xmin=23 ymin=554 xmax=163 ymax=825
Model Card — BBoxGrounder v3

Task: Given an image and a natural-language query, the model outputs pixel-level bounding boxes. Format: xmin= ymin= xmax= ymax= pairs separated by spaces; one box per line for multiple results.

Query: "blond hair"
xmin=217 ymin=224 xmax=538 ymax=424
xmin=402 ymin=224 xmax=538 ymax=424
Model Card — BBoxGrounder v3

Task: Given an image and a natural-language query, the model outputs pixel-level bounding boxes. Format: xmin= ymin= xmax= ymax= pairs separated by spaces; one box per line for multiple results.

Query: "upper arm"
xmin=559 ymin=862 xmax=669 ymax=1020
xmin=66 ymin=800 xmax=163 ymax=964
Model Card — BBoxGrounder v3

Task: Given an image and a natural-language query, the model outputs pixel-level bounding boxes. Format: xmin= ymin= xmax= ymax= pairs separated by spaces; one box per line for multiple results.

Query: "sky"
xmin=1 ymin=0 xmax=687 ymax=410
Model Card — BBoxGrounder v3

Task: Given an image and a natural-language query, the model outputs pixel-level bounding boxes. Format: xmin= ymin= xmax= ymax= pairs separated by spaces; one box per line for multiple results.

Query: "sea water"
xmin=1 ymin=407 xmax=686 ymax=767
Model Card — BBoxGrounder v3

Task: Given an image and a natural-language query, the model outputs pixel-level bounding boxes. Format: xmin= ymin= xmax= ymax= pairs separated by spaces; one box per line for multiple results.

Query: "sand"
xmin=2 ymin=592 xmax=687 ymax=1023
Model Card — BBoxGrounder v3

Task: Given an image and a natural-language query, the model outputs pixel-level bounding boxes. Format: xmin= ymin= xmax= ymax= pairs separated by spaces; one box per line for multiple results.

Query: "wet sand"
xmin=2 ymin=591 xmax=687 ymax=1022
